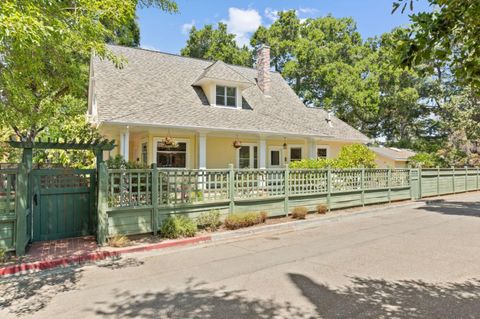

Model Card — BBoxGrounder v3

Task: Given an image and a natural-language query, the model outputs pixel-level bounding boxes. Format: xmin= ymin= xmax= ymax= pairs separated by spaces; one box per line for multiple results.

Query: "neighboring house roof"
xmin=90 ymin=45 xmax=369 ymax=142
xmin=370 ymin=147 xmax=416 ymax=161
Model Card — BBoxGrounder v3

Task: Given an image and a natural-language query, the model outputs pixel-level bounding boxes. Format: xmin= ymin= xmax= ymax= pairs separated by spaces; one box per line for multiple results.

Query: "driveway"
xmin=2 ymin=192 xmax=480 ymax=318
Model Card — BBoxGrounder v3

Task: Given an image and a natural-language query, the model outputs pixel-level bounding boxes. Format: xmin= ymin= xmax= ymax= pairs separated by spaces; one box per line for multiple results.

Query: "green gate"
xmin=31 ymin=169 xmax=96 ymax=241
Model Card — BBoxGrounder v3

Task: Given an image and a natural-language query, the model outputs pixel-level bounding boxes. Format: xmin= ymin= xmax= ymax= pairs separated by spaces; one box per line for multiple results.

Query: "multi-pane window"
xmin=317 ymin=148 xmax=328 ymax=159
xmin=141 ymin=143 xmax=148 ymax=165
xmin=216 ymin=85 xmax=237 ymax=107
xmin=156 ymin=142 xmax=187 ymax=168
xmin=238 ymin=145 xmax=258 ymax=168
xmin=290 ymin=147 xmax=302 ymax=162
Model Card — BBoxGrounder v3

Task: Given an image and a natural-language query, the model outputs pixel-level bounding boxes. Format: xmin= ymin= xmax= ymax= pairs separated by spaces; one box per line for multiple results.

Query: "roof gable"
xmin=194 ymin=61 xmax=254 ymax=86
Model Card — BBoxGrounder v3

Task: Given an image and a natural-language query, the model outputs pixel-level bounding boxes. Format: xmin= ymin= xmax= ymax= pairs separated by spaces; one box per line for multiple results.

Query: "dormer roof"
xmin=193 ymin=60 xmax=255 ymax=87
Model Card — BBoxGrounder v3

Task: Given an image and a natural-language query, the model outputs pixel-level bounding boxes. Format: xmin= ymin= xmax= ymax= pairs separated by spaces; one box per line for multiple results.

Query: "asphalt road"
xmin=2 ymin=192 xmax=480 ymax=318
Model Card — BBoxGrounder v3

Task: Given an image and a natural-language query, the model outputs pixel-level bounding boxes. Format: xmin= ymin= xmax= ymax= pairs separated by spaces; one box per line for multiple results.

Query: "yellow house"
xmin=88 ymin=44 xmax=370 ymax=169
xmin=370 ymin=146 xmax=416 ymax=168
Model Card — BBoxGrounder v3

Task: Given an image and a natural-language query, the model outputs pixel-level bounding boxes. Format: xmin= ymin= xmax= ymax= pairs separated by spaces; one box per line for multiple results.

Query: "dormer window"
xmin=216 ymin=85 xmax=237 ymax=107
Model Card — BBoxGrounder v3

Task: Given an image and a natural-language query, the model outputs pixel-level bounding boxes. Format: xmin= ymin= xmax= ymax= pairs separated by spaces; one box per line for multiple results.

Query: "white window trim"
xmin=236 ymin=143 xmax=259 ymax=168
xmin=139 ymin=137 xmax=148 ymax=165
xmin=288 ymin=145 xmax=303 ymax=163
xmin=316 ymin=145 xmax=330 ymax=159
xmin=152 ymin=137 xmax=191 ymax=168
xmin=215 ymin=85 xmax=237 ymax=108
xmin=210 ymin=82 xmax=242 ymax=110
xmin=268 ymin=146 xmax=284 ymax=168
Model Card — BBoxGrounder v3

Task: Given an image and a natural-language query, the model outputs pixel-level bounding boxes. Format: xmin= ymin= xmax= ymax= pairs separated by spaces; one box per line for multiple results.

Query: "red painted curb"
xmin=0 ymin=235 xmax=211 ymax=276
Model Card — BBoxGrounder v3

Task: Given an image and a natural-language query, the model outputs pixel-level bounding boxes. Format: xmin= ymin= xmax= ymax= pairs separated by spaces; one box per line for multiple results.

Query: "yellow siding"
xmin=375 ymin=154 xmax=398 ymax=168
xmin=98 ymin=124 xmax=367 ymax=169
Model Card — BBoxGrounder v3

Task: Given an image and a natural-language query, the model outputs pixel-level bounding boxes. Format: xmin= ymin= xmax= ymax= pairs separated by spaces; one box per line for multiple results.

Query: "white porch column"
xmin=120 ymin=127 xmax=130 ymax=161
xmin=308 ymin=138 xmax=317 ymax=159
xmin=259 ymin=137 xmax=267 ymax=169
xmin=198 ymin=132 xmax=207 ymax=169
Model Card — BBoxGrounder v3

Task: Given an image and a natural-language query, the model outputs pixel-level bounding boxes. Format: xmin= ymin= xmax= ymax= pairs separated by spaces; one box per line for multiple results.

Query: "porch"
xmin=100 ymin=125 xmax=357 ymax=169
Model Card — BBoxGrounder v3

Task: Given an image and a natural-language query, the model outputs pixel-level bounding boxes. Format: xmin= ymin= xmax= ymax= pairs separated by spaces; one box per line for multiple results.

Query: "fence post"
xmin=151 ymin=166 xmax=158 ymax=235
xmin=418 ymin=166 xmax=423 ymax=199
xmin=15 ymin=163 xmax=28 ymax=256
xmin=452 ymin=166 xmax=456 ymax=194
xmin=465 ymin=166 xmax=468 ymax=192
xmin=327 ymin=166 xmax=332 ymax=212
xmin=284 ymin=165 xmax=289 ymax=216
xmin=360 ymin=166 xmax=365 ymax=207
xmin=228 ymin=164 xmax=235 ymax=214
xmin=477 ymin=167 xmax=479 ymax=190
xmin=387 ymin=167 xmax=392 ymax=203
xmin=437 ymin=166 xmax=440 ymax=196
xmin=97 ymin=162 xmax=108 ymax=246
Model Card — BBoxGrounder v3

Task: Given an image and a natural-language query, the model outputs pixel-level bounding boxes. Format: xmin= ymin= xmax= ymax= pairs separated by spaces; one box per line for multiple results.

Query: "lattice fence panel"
xmin=390 ymin=169 xmax=410 ymax=187
xmin=331 ymin=169 xmax=362 ymax=192
xmin=289 ymin=169 xmax=327 ymax=195
xmin=364 ymin=169 xmax=389 ymax=189
xmin=108 ymin=169 xmax=152 ymax=208
xmin=159 ymin=169 xmax=230 ymax=205
xmin=234 ymin=169 xmax=285 ymax=199
xmin=0 ymin=169 xmax=17 ymax=217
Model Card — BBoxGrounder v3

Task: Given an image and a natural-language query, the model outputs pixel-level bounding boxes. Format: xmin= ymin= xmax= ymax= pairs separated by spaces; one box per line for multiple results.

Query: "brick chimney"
xmin=256 ymin=44 xmax=271 ymax=96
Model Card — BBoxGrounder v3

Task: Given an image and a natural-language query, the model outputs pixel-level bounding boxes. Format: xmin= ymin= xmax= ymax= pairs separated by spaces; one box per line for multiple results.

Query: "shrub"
xmin=108 ymin=234 xmax=130 ymax=248
xmin=224 ymin=212 xmax=267 ymax=230
xmin=291 ymin=206 xmax=308 ymax=219
xmin=316 ymin=204 xmax=328 ymax=214
xmin=106 ymin=154 xmax=148 ymax=169
xmin=289 ymin=144 xmax=376 ymax=169
xmin=196 ymin=210 xmax=221 ymax=231
xmin=0 ymin=248 xmax=6 ymax=263
xmin=160 ymin=215 xmax=197 ymax=239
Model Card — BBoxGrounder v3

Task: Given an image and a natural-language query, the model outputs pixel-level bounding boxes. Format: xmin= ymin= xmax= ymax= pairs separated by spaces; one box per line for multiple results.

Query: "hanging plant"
xmin=162 ymin=130 xmax=178 ymax=148
xmin=233 ymin=140 xmax=242 ymax=149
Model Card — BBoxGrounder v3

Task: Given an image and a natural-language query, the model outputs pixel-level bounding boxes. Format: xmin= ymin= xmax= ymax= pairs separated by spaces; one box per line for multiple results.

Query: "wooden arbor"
xmin=8 ymin=137 xmax=115 ymax=255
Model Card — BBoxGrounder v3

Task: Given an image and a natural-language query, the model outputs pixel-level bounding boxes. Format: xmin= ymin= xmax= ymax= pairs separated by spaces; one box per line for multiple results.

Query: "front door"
xmin=32 ymin=169 xmax=95 ymax=241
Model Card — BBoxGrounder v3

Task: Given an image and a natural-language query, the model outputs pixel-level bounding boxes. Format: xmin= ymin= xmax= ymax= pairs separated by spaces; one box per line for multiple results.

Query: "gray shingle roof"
xmin=369 ymin=147 xmax=416 ymax=161
xmin=194 ymin=60 xmax=254 ymax=85
xmin=92 ymin=45 xmax=369 ymax=142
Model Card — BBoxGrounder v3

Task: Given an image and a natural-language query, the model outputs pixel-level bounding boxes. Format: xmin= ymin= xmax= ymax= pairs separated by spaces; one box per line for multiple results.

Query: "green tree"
xmin=0 ymin=0 xmax=176 ymax=165
xmin=181 ymin=22 xmax=253 ymax=67
xmin=393 ymin=0 xmax=480 ymax=93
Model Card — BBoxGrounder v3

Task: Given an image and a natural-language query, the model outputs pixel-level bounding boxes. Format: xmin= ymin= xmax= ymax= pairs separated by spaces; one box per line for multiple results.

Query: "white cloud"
xmin=181 ymin=20 xmax=195 ymax=35
xmin=222 ymin=8 xmax=262 ymax=47
xmin=264 ymin=8 xmax=279 ymax=22
xmin=298 ymin=7 xmax=319 ymax=15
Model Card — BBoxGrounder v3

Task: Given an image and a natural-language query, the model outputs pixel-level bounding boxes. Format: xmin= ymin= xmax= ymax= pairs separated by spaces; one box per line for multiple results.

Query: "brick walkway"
xmin=26 ymin=236 xmax=99 ymax=263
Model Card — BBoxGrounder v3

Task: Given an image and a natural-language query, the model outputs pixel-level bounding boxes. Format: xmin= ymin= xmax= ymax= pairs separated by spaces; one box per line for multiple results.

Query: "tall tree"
xmin=0 ymin=0 xmax=177 ymax=165
xmin=393 ymin=0 xmax=480 ymax=93
xmin=180 ymin=22 xmax=253 ymax=67
xmin=0 ymin=0 xmax=178 ymax=140
xmin=251 ymin=12 xmax=381 ymax=132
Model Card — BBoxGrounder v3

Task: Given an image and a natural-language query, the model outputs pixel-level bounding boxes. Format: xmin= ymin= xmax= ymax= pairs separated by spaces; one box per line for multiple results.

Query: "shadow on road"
xmin=417 ymin=199 xmax=480 ymax=217
xmin=0 ymin=266 xmax=82 ymax=316
xmin=87 ymin=275 xmax=480 ymax=318
xmin=89 ymin=277 xmax=311 ymax=318
xmin=289 ymin=273 xmax=480 ymax=318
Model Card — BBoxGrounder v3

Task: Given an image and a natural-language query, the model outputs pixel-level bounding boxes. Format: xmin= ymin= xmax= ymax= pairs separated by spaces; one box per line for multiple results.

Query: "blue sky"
xmin=138 ymin=0 xmax=431 ymax=53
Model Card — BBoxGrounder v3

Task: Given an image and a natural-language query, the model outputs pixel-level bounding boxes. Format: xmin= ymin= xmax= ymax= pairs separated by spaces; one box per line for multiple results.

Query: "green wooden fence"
xmin=0 ymin=168 xmax=17 ymax=251
xmin=2 ymin=165 xmax=480 ymax=252
xmin=98 ymin=164 xmax=477 ymax=243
